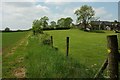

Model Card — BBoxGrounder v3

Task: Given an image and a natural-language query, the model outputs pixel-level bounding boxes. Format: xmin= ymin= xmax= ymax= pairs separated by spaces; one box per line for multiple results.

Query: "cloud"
xmin=43 ymin=0 xmax=120 ymax=2
xmin=0 ymin=2 xmax=2 ymax=29
xmin=93 ymin=7 xmax=114 ymax=21
xmin=2 ymin=2 xmax=50 ymax=30
xmin=1 ymin=2 xmax=117 ymax=30
xmin=3 ymin=0 xmax=119 ymax=2
xmin=93 ymin=7 xmax=107 ymax=16
xmin=44 ymin=0 xmax=70 ymax=5
xmin=3 ymin=0 xmax=37 ymax=2
xmin=73 ymin=6 xmax=115 ymax=21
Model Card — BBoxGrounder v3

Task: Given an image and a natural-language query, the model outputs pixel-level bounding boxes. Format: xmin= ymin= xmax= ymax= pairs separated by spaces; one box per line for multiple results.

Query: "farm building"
xmin=91 ymin=21 xmax=120 ymax=31
xmin=74 ymin=20 xmax=120 ymax=31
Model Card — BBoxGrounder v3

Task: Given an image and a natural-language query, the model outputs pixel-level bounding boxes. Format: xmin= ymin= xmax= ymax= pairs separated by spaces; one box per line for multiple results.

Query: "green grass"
xmin=2 ymin=32 xmax=30 ymax=78
xmin=0 ymin=32 xmax=1 ymax=78
xmin=2 ymin=32 xmax=28 ymax=55
xmin=25 ymin=35 xmax=95 ymax=78
xmin=2 ymin=29 xmax=120 ymax=78
xmin=45 ymin=29 xmax=118 ymax=72
xmin=0 ymin=33 xmax=1 ymax=45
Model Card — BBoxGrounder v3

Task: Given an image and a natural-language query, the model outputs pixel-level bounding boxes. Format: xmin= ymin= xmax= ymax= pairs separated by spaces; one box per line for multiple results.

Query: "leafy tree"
xmin=57 ymin=17 xmax=73 ymax=28
xmin=113 ymin=20 xmax=119 ymax=31
xmin=32 ymin=19 xmax=43 ymax=35
xmin=74 ymin=5 xmax=95 ymax=29
xmin=64 ymin=17 xmax=73 ymax=28
xmin=50 ymin=21 xmax=56 ymax=28
xmin=5 ymin=27 xmax=10 ymax=32
xmin=40 ymin=16 xmax=49 ymax=28
xmin=32 ymin=16 xmax=49 ymax=35
xmin=57 ymin=18 xmax=65 ymax=28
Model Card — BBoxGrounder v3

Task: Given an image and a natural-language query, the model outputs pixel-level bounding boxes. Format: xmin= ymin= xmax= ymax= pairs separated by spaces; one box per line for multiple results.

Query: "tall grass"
xmin=25 ymin=34 xmax=96 ymax=78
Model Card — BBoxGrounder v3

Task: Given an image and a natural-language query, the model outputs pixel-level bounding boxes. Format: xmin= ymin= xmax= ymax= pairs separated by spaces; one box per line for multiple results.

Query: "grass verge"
xmin=25 ymin=34 xmax=97 ymax=78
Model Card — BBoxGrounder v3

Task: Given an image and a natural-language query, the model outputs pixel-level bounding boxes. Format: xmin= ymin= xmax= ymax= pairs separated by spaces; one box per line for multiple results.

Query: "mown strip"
xmin=2 ymin=32 xmax=31 ymax=78
xmin=2 ymin=32 xmax=28 ymax=55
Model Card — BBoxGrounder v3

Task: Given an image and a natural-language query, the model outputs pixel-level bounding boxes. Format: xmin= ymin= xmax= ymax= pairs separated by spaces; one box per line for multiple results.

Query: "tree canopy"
xmin=40 ymin=16 xmax=49 ymax=28
xmin=5 ymin=27 xmax=10 ymax=32
xmin=50 ymin=21 xmax=56 ymax=28
xmin=74 ymin=5 xmax=95 ymax=29
xmin=32 ymin=16 xmax=49 ymax=35
xmin=57 ymin=17 xmax=73 ymax=28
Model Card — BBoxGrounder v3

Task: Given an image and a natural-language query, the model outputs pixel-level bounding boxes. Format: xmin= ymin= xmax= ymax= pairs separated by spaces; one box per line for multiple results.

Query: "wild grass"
xmin=25 ymin=34 xmax=96 ymax=78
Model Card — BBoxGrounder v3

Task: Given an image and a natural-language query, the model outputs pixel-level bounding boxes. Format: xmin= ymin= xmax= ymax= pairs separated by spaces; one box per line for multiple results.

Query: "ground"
xmin=2 ymin=29 xmax=120 ymax=78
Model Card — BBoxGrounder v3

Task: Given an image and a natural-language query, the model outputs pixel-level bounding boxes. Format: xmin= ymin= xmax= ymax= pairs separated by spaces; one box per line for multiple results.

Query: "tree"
xmin=50 ymin=21 xmax=56 ymax=28
xmin=40 ymin=16 xmax=49 ymax=28
xmin=57 ymin=18 xmax=65 ymax=28
xmin=74 ymin=5 xmax=95 ymax=30
xmin=64 ymin=17 xmax=73 ymax=28
xmin=113 ymin=20 xmax=119 ymax=31
xmin=32 ymin=19 xmax=43 ymax=35
xmin=32 ymin=16 xmax=49 ymax=35
xmin=5 ymin=27 xmax=10 ymax=32
xmin=57 ymin=17 xmax=73 ymax=28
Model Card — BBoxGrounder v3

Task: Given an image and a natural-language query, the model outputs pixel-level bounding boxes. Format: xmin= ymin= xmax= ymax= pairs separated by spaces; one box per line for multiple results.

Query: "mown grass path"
xmin=12 ymin=32 xmax=31 ymax=78
xmin=2 ymin=32 xmax=31 ymax=78
xmin=5 ymin=32 xmax=31 ymax=58
xmin=2 ymin=32 xmax=28 ymax=56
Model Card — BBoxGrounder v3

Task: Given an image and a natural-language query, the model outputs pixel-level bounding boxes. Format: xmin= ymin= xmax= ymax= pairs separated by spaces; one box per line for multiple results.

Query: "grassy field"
xmin=45 ymin=29 xmax=118 ymax=67
xmin=2 ymin=29 xmax=120 ymax=78
xmin=2 ymin=32 xmax=30 ymax=78
xmin=0 ymin=33 xmax=2 ymax=49
xmin=2 ymin=32 xmax=29 ymax=55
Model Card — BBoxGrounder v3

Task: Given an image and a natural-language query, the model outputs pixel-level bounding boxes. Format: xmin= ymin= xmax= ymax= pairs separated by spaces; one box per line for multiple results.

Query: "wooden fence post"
xmin=66 ymin=37 xmax=69 ymax=57
xmin=118 ymin=33 xmax=120 ymax=50
xmin=107 ymin=35 xmax=119 ymax=80
xmin=51 ymin=36 xmax=53 ymax=47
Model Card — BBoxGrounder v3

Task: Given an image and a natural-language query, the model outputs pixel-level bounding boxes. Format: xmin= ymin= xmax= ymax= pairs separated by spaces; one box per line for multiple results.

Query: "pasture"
xmin=2 ymin=32 xmax=28 ymax=55
xmin=0 ymin=33 xmax=2 ymax=48
xmin=2 ymin=32 xmax=30 ymax=78
xmin=45 ymin=29 xmax=118 ymax=67
xmin=2 ymin=29 xmax=120 ymax=78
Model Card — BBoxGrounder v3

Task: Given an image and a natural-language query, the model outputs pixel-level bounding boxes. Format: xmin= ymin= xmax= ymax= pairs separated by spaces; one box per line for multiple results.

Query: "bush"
xmin=42 ymin=39 xmax=51 ymax=45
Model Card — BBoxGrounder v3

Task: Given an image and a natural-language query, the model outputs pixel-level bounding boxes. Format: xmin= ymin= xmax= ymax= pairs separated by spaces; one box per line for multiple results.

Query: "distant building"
xmin=75 ymin=21 xmax=120 ymax=31
xmin=91 ymin=21 xmax=120 ymax=31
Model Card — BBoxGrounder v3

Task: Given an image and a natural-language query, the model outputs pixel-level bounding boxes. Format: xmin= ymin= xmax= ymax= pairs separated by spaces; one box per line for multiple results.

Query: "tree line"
xmin=32 ymin=5 xmax=99 ymax=34
xmin=32 ymin=16 xmax=73 ymax=35
xmin=2 ymin=5 xmax=119 ymax=33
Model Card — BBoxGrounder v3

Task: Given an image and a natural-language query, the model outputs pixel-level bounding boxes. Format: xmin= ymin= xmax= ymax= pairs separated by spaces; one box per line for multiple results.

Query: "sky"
xmin=0 ymin=0 xmax=120 ymax=30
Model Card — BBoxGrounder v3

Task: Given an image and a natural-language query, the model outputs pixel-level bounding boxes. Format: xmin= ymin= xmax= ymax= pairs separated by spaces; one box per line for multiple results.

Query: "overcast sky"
xmin=0 ymin=0 xmax=120 ymax=30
